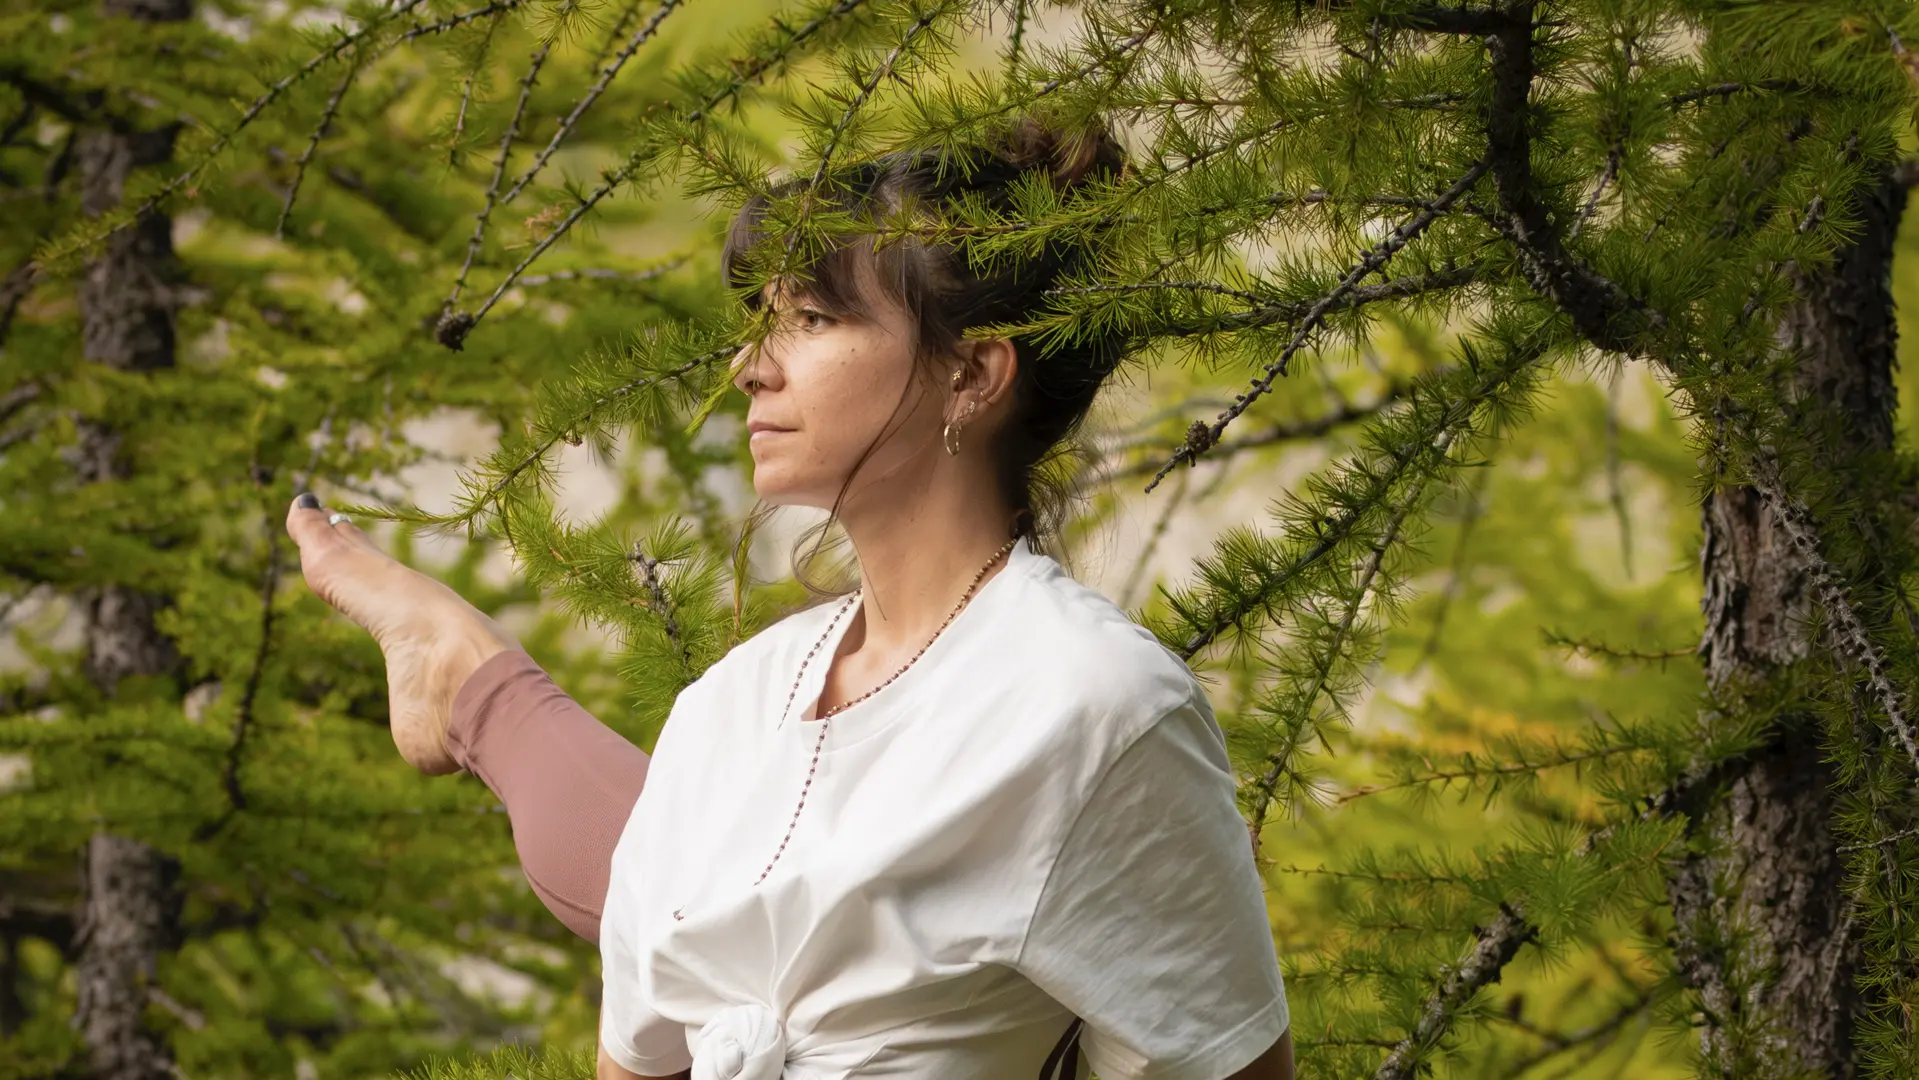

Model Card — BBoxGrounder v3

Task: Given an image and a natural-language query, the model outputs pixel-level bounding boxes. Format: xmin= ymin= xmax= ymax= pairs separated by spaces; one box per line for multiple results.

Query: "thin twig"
xmin=1569 ymin=142 xmax=1621 ymax=240
xmin=518 ymin=255 xmax=689 ymax=287
xmin=1604 ymin=369 xmax=1633 ymax=578
xmin=448 ymin=0 xmax=875 ymax=346
xmin=276 ymin=52 xmax=364 ymax=239
xmin=496 ymin=0 xmax=687 ymax=210
xmin=1145 ymin=160 xmax=1489 ymax=493
xmin=1246 ymin=432 xmax=1451 ymax=846
xmin=1837 ymin=824 xmax=1919 ymax=853
xmin=195 ymin=411 xmax=336 ymax=841
xmin=446 ymin=12 xmax=505 ymax=168
xmin=445 ymin=36 xmax=557 ymax=315
xmin=395 ymin=0 xmax=526 ymax=45
xmin=1334 ymin=745 xmax=1640 ymax=805
xmin=459 ymin=349 xmax=731 ymax=524
xmin=1414 ymin=465 xmax=1489 ymax=670
xmin=1544 ymin=631 xmax=1694 ymax=665
xmin=1117 ymin=469 xmax=1190 ymax=611
xmin=1161 ymin=266 xmax=1483 ymax=339
xmin=1003 ymin=0 xmax=1030 ymax=82
xmin=1100 ymin=375 xmax=1413 ymax=485
xmin=1490 ymin=986 xmax=1661 ymax=1079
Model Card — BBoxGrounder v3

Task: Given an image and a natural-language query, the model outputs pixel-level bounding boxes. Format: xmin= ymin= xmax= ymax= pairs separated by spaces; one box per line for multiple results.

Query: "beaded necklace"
xmin=672 ymin=535 xmax=1021 ymax=920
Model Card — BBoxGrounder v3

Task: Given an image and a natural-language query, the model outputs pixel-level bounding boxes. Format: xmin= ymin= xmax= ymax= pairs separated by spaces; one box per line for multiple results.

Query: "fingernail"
xmin=295 ymin=492 xmax=321 ymax=510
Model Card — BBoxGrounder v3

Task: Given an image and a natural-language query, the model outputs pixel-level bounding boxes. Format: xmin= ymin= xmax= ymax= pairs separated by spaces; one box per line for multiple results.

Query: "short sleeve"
xmin=1014 ymin=700 xmax=1289 ymax=1080
xmin=599 ymin=788 xmax=695 ymax=1075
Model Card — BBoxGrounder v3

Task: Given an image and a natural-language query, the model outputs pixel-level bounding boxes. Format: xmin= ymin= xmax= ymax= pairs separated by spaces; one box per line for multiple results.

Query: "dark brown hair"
xmin=722 ymin=112 xmax=1132 ymax=596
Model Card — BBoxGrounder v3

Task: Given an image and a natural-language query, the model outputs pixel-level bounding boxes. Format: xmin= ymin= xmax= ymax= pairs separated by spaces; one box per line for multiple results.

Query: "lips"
xmin=747 ymin=421 xmax=792 ymax=436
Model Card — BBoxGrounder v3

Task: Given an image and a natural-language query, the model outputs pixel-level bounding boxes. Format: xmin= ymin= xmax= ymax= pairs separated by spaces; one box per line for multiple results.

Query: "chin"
xmin=749 ymin=475 xmax=823 ymax=510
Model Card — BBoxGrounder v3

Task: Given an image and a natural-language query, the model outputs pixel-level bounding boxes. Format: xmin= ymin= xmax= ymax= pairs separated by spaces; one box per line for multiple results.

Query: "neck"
xmin=835 ymin=484 xmax=1021 ymax=661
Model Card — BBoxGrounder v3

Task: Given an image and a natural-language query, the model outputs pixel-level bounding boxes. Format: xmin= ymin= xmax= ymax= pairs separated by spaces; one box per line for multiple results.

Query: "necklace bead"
xmin=673 ymin=537 xmax=1021 ymax=920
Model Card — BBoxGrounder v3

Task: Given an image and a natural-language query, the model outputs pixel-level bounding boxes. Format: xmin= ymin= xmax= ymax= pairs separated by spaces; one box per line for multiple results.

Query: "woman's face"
xmin=729 ymin=273 xmax=949 ymax=512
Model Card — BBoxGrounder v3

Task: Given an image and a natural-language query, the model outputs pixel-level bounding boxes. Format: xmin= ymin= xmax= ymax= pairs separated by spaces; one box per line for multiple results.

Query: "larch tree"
xmin=9 ymin=0 xmax=1919 ymax=1079
xmin=2 ymin=0 xmax=744 ymax=1076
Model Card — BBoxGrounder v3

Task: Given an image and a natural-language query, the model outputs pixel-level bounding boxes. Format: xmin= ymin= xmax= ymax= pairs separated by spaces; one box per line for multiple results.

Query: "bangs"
xmin=720 ymin=172 xmax=930 ymax=326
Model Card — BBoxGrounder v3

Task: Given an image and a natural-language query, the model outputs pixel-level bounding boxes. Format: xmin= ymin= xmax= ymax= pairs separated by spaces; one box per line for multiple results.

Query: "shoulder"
xmin=943 ymin=554 xmax=1213 ymax=805
xmin=654 ymin=595 xmax=849 ymax=749
xmin=680 ymin=593 xmax=850 ymax=700
xmin=995 ymin=556 xmax=1202 ymax=731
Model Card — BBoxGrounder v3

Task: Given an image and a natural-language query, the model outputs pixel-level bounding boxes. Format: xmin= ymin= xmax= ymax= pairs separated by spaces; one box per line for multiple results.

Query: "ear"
xmin=955 ymin=335 xmax=1019 ymax=408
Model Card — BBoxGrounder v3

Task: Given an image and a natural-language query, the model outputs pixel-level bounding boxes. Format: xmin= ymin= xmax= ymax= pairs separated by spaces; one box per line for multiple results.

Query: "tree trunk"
xmin=70 ymin=1 xmax=192 ymax=1077
xmin=1667 ymin=171 xmax=1907 ymax=1079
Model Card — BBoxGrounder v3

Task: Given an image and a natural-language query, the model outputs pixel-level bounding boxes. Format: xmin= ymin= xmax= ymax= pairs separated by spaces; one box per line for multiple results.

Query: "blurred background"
xmin=5 ymin=0 xmax=1916 ymax=1076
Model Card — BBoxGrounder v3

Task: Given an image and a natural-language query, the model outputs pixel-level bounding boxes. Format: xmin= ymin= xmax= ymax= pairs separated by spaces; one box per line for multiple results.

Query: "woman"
xmin=285 ymin=114 xmax=1294 ymax=1080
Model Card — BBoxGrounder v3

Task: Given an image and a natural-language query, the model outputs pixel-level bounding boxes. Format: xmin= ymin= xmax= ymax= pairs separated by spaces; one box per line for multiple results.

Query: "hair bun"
xmin=1003 ymin=113 xmax=1129 ymax=191
xmin=1010 ymin=506 xmax=1037 ymax=539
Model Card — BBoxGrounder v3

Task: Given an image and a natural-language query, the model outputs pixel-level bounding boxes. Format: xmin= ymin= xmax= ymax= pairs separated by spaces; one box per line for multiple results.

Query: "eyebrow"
xmin=761 ymin=284 xmax=833 ymax=315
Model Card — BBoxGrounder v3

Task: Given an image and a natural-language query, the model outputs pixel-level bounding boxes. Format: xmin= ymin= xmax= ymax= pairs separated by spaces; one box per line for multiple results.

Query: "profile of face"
xmin=730 ymin=263 xmax=991 ymax=515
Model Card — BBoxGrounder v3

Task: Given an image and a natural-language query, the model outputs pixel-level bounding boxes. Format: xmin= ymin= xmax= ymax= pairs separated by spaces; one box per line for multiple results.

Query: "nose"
xmin=730 ymin=342 xmax=775 ymax=395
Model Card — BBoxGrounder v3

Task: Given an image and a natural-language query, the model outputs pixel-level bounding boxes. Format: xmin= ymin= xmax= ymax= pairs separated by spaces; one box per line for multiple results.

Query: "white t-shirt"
xmin=599 ymin=541 xmax=1288 ymax=1080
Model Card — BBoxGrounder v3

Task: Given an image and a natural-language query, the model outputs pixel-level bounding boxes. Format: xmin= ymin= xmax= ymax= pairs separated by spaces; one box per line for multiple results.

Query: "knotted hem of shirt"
xmin=692 ymin=1003 xmax=786 ymax=1080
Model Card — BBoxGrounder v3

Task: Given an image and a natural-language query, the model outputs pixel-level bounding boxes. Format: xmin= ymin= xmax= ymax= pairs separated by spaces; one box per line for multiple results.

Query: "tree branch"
xmin=1472 ymin=9 xmax=1918 ymax=787
xmin=1145 ymin=161 xmax=1488 ymax=493
xmin=444 ymin=36 xmax=556 ymax=318
xmin=1478 ymin=5 xmax=1662 ymax=354
xmin=441 ymin=0 xmax=878 ymax=347
xmin=495 ymin=0 xmax=688 ymax=210
xmin=1384 ymin=6 xmax=1525 ymax=35
xmin=195 ymin=412 xmax=335 ymax=841
xmin=1100 ymin=374 xmax=1414 ymax=484
xmin=275 ymin=51 xmax=362 ymax=239
xmin=1374 ymin=904 xmax=1539 ymax=1080
xmin=628 ymin=544 xmax=688 ymax=666
xmin=1748 ymin=453 xmax=1919 ymax=777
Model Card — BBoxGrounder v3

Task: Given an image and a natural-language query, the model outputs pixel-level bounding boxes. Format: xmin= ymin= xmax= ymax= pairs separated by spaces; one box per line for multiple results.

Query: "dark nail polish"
xmin=295 ymin=492 xmax=321 ymax=510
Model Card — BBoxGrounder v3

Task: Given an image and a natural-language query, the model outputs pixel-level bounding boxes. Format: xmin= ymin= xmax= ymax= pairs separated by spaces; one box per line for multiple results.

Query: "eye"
xmin=796 ymin=308 xmax=831 ymax=331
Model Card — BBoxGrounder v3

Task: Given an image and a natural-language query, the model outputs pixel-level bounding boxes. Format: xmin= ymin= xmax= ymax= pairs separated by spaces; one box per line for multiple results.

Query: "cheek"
xmin=800 ymin=335 xmax=919 ymax=444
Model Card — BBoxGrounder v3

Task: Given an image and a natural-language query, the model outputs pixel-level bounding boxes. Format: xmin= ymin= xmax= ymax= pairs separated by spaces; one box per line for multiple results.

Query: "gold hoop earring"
xmin=943 ymin=398 xmax=978 ymax=456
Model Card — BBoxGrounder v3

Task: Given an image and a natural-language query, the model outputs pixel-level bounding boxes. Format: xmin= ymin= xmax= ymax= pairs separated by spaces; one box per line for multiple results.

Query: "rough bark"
xmin=68 ymin=1 xmax=192 ymax=1077
xmin=1667 ymin=172 xmax=1907 ymax=1079
xmin=72 ymin=839 xmax=182 ymax=1080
